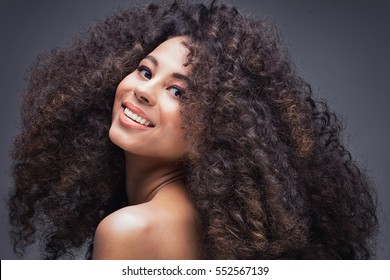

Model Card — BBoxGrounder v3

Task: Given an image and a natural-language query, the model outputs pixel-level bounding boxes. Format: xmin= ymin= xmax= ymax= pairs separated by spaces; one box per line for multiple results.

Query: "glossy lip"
xmin=119 ymin=101 xmax=155 ymax=130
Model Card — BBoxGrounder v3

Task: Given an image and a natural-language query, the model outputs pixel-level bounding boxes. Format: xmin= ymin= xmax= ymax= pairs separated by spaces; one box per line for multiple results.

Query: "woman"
xmin=9 ymin=1 xmax=377 ymax=259
xmin=93 ymin=36 xmax=200 ymax=259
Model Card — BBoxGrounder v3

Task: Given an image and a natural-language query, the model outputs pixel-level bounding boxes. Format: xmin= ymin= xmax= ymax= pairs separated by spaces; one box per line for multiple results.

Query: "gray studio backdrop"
xmin=1 ymin=0 xmax=389 ymax=259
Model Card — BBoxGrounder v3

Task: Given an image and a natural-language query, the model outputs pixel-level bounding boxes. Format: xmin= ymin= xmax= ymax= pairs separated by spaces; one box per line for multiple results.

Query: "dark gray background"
xmin=1 ymin=0 xmax=389 ymax=259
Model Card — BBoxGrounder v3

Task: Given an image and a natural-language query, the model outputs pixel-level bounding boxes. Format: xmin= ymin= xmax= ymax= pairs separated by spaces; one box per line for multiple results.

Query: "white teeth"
xmin=130 ymin=113 xmax=137 ymax=121
xmin=123 ymin=107 xmax=151 ymax=127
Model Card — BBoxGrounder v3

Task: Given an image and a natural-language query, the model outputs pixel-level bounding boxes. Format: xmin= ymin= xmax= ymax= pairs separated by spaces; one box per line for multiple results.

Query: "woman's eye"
xmin=138 ymin=66 xmax=152 ymax=79
xmin=168 ymin=86 xmax=185 ymax=99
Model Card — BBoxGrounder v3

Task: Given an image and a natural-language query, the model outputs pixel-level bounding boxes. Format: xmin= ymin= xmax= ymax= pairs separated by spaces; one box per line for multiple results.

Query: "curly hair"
xmin=9 ymin=0 xmax=377 ymax=259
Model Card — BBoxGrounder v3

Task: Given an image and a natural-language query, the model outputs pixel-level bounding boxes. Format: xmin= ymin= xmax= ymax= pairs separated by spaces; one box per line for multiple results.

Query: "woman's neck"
xmin=124 ymin=152 xmax=184 ymax=205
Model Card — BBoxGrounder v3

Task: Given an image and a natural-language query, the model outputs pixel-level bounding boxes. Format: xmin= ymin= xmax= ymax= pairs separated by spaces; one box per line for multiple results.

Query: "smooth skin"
xmin=93 ymin=36 xmax=200 ymax=259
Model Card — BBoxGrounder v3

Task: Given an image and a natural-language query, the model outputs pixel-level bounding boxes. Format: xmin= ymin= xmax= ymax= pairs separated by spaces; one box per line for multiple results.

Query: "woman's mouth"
xmin=123 ymin=106 xmax=155 ymax=127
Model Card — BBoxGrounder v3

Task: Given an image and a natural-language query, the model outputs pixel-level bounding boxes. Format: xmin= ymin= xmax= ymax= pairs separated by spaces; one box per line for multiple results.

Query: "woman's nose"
xmin=134 ymin=82 xmax=157 ymax=105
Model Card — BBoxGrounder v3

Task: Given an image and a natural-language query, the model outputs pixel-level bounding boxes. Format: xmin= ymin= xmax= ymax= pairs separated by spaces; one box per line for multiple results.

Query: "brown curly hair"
xmin=9 ymin=0 xmax=377 ymax=259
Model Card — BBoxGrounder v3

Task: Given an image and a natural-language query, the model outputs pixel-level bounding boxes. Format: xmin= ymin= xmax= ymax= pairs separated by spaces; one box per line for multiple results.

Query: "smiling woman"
xmin=9 ymin=1 xmax=377 ymax=259
xmin=109 ymin=37 xmax=191 ymax=163
xmin=92 ymin=37 xmax=200 ymax=259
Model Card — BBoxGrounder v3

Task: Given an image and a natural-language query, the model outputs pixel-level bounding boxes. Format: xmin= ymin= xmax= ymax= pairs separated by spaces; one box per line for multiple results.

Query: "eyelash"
xmin=136 ymin=66 xmax=186 ymax=99
xmin=168 ymin=86 xmax=185 ymax=99
xmin=137 ymin=66 xmax=152 ymax=79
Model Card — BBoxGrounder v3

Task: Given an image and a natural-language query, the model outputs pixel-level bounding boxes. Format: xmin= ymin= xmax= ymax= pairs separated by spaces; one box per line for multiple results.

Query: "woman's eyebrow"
xmin=144 ymin=55 xmax=158 ymax=66
xmin=172 ymin=73 xmax=190 ymax=84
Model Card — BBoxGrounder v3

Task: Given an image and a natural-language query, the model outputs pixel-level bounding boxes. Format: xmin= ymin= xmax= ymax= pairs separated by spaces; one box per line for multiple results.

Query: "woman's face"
xmin=109 ymin=36 xmax=191 ymax=162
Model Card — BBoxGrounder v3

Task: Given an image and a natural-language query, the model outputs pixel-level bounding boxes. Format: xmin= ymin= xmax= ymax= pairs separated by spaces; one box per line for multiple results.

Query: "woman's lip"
xmin=119 ymin=107 xmax=152 ymax=130
xmin=121 ymin=101 xmax=155 ymax=126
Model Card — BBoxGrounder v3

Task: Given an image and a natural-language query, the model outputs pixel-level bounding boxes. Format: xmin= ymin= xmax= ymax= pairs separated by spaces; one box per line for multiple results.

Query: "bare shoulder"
xmin=92 ymin=204 xmax=156 ymax=259
xmin=92 ymin=183 xmax=200 ymax=259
